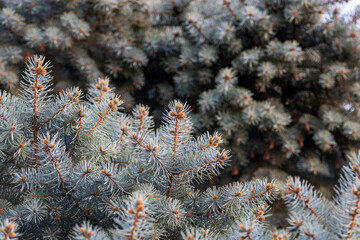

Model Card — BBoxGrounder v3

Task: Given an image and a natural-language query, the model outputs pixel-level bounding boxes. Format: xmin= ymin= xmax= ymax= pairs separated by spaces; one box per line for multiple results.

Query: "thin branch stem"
xmin=32 ymin=66 xmax=40 ymax=169
xmin=39 ymin=93 xmax=79 ymax=129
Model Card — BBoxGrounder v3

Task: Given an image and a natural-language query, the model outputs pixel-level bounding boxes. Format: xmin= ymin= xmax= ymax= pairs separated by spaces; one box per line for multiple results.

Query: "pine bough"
xmin=141 ymin=0 xmax=360 ymax=175
xmin=1 ymin=0 xmax=360 ymax=179
xmin=0 ymin=0 xmax=149 ymax=95
xmin=0 ymin=56 xmax=360 ymax=239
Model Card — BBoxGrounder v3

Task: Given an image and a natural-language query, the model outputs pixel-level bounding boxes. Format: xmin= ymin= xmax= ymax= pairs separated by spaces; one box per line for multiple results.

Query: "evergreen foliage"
xmin=1 ymin=0 xmax=360 ymax=178
xmin=140 ymin=0 xmax=360 ymax=176
xmin=1 ymin=56 xmax=360 ymax=239
xmin=0 ymin=0 xmax=148 ymax=95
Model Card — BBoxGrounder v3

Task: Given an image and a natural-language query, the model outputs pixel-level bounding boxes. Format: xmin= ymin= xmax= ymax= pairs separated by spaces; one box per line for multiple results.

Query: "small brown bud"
xmin=6 ymin=223 xmax=14 ymax=231
xmin=136 ymin=204 xmax=144 ymax=211
xmin=177 ymin=103 xmax=183 ymax=110
xmin=9 ymin=232 xmax=16 ymax=237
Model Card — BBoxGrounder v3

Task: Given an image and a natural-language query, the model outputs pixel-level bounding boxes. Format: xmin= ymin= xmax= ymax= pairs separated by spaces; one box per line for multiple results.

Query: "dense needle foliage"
xmin=0 ymin=56 xmax=360 ymax=239
xmin=1 ymin=0 xmax=360 ymax=179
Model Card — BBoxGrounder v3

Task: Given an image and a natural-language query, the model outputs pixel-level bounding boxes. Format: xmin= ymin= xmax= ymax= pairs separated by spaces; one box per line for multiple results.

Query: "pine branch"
xmin=246 ymin=183 xmax=277 ymax=201
xmin=113 ymin=18 xmax=132 ymax=44
xmin=285 ymin=183 xmax=339 ymax=237
xmin=87 ymin=98 xmax=120 ymax=135
xmin=41 ymin=138 xmax=66 ymax=186
xmin=186 ymin=18 xmax=210 ymax=43
xmin=129 ymin=200 xmax=142 ymax=240
xmin=272 ymin=219 xmax=304 ymax=240
xmin=69 ymin=109 xmax=86 ymax=157
xmin=30 ymin=62 xmax=44 ymax=169
xmin=131 ymin=134 xmax=171 ymax=174
xmin=346 ymin=192 xmax=360 ymax=239
xmin=38 ymin=91 xmax=80 ymax=129
xmin=223 ymin=0 xmax=238 ymax=18
xmin=100 ymin=169 xmax=127 ymax=193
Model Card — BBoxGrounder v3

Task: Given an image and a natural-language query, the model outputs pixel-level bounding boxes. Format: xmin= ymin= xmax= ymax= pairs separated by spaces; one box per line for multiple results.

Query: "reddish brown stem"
xmin=48 ymin=150 xmax=65 ymax=185
xmin=287 ymin=184 xmax=339 ymax=237
xmin=69 ymin=114 xmax=84 ymax=157
xmin=175 ymin=156 xmax=222 ymax=175
xmin=246 ymin=186 xmax=275 ymax=201
xmin=39 ymin=94 xmax=78 ymax=129
xmin=33 ymin=70 xmax=40 ymax=168
xmin=129 ymin=206 xmax=140 ymax=240
xmin=87 ymin=107 xmax=111 ymax=135
xmin=346 ymin=193 xmax=360 ymax=239
xmin=132 ymin=135 xmax=170 ymax=173
xmin=172 ymin=117 xmax=179 ymax=161
xmin=113 ymin=19 xmax=132 ymax=43
xmin=190 ymin=21 xmax=209 ymax=42
xmin=166 ymin=176 xmax=174 ymax=198
xmin=223 ymin=0 xmax=238 ymax=18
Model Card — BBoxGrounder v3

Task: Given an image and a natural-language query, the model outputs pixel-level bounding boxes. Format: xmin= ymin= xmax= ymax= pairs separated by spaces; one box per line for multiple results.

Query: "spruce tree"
xmin=1 ymin=1 xmax=360 ymax=239
xmin=139 ymin=0 xmax=360 ymax=178
xmin=1 ymin=0 xmax=360 ymax=179
xmin=0 ymin=0 xmax=148 ymax=99
xmin=1 ymin=55 xmax=360 ymax=239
